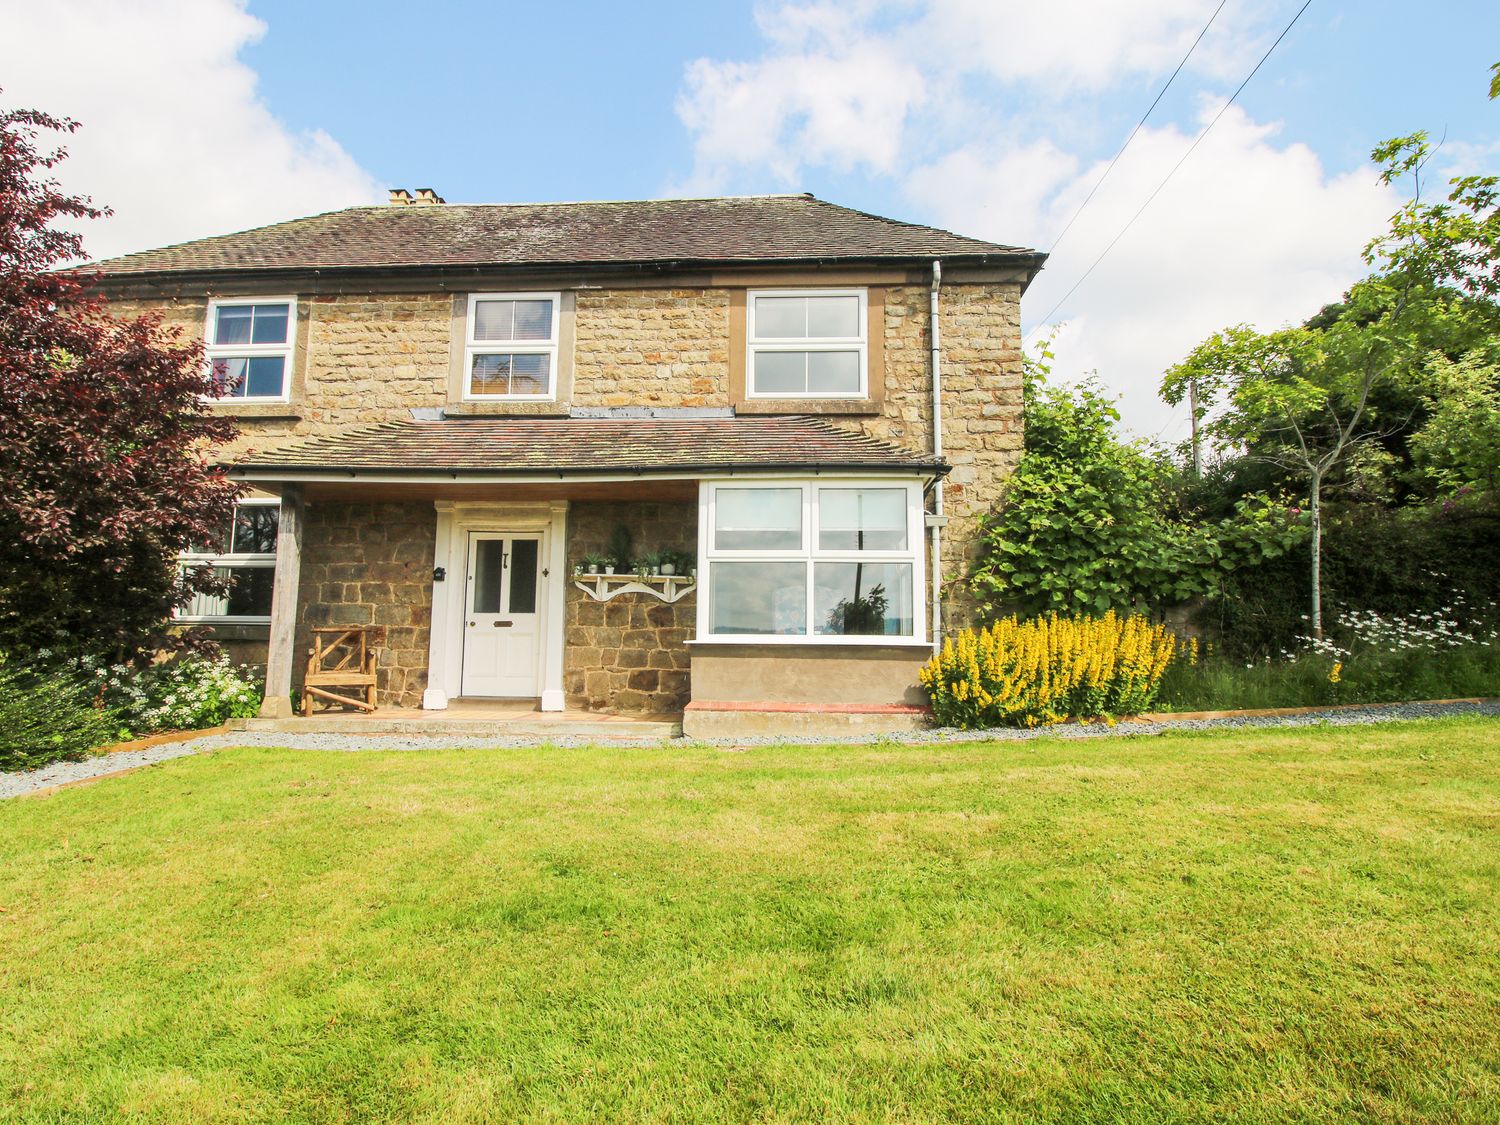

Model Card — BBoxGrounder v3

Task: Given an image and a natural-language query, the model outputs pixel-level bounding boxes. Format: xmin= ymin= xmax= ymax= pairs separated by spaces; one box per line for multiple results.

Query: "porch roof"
xmin=226 ymin=415 xmax=948 ymax=482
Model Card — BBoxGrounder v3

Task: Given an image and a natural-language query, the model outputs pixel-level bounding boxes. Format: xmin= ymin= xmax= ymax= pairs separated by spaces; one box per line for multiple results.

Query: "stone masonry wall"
xmin=572 ymin=289 xmax=732 ymax=407
xmin=838 ymin=282 xmax=1025 ymax=631
xmin=296 ymin=501 xmax=435 ymax=709
xmin=564 ymin=500 xmax=696 ymax=713
xmin=117 ymin=278 xmax=1024 ymax=640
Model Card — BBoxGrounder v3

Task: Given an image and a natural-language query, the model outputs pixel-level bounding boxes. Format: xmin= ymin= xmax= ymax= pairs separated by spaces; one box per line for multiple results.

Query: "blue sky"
xmin=2 ymin=1 xmax=1496 ymax=436
xmin=241 ymin=1 xmax=1495 ymax=213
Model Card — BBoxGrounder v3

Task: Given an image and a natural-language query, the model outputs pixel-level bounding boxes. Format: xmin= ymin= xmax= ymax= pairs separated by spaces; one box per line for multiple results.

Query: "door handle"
xmin=494 ymin=620 xmax=513 ymax=628
xmin=468 ymin=620 xmax=475 ymax=627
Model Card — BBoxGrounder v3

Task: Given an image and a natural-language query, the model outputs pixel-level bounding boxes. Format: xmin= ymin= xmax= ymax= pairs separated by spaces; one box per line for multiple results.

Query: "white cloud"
xmin=674 ymin=4 xmax=926 ymax=194
xmin=0 ymin=0 xmax=382 ymax=262
xmin=910 ymin=105 xmax=1397 ymax=437
xmin=917 ymin=0 xmax=1265 ymax=91
xmin=674 ymin=1 xmax=1398 ymax=437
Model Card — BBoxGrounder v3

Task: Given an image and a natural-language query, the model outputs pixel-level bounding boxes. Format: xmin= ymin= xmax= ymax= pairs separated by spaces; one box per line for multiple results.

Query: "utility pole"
xmin=1188 ymin=376 xmax=1202 ymax=477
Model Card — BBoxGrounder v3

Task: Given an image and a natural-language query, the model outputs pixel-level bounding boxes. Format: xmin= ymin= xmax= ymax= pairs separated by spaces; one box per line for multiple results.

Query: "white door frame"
xmin=426 ymin=500 xmax=568 ymax=710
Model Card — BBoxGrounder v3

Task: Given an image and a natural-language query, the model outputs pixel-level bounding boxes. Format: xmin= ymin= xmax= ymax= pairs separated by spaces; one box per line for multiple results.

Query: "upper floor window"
xmin=464 ymin=292 xmax=560 ymax=400
xmin=205 ymin=299 xmax=295 ymax=401
xmin=747 ymin=289 xmax=867 ymax=398
xmin=177 ymin=499 xmax=280 ymax=623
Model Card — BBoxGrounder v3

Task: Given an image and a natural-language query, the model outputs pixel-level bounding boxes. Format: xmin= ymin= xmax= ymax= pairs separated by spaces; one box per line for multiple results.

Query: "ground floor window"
xmin=176 ymin=499 xmax=280 ymax=622
xmin=700 ymin=480 xmax=923 ymax=642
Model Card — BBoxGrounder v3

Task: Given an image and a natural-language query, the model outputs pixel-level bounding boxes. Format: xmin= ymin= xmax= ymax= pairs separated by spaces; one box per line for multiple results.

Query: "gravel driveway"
xmin=4 ymin=699 xmax=1497 ymax=800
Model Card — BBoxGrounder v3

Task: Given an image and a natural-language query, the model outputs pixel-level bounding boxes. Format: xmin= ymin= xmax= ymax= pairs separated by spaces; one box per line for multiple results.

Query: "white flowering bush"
xmin=74 ymin=652 xmax=262 ymax=734
xmin=1161 ymin=596 xmax=1500 ymax=710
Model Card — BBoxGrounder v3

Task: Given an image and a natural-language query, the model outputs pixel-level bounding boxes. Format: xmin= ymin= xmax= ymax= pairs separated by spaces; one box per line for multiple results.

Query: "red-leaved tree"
xmin=0 ymin=99 xmax=241 ymax=663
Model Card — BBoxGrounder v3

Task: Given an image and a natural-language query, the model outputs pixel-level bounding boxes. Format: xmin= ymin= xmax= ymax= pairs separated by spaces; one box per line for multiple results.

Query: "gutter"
xmin=928 ymin=260 xmax=946 ymax=655
xmin=226 ymin=463 xmax=951 ymax=485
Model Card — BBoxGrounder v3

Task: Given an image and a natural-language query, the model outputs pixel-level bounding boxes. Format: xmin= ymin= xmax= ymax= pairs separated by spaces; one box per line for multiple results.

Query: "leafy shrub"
xmin=0 ymin=656 xmax=122 ymax=771
xmin=88 ymin=653 xmax=261 ymax=733
xmin=921 ymin=612 xmax=1178 ymax=728
xmin=1162 ymin=602 xmax=1500 ymax=710
xmin=973 ymin=353 xmax=1304 ymax=617
xmin=1201 ymin=495 xmax=1500 ymax=659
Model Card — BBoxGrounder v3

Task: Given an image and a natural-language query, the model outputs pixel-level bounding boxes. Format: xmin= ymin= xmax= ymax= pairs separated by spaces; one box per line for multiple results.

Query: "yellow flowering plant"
xmin=920 ymin=611 xmax=1179 ymax=729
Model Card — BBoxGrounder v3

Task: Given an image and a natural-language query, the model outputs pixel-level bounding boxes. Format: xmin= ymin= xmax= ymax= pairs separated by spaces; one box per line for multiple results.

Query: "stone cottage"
xmin=89 ymin=192 xmax=1043 ymax=735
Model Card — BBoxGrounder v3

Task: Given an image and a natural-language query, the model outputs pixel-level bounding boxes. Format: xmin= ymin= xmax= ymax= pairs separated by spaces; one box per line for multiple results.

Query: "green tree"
xmin=1163 ymin=110 xmax=1500 ymax=638
xmin=972 ymin=345 xmax=1300 ymax=618
xmin=1409 ymin=349 xmax=1500 ymax=495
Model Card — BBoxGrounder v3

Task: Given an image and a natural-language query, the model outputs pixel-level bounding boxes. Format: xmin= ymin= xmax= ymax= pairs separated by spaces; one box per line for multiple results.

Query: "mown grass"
xmin=2 ymin=721 xmax=1499 ymax=1122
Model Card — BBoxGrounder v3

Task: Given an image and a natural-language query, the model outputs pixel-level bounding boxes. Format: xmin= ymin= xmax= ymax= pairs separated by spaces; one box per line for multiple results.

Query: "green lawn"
xmin=2 ymin=722 xmax=1498 ymax=1123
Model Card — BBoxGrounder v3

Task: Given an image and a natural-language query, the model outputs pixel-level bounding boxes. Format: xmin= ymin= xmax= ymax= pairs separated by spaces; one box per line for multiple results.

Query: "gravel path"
xmin=4 ymin=699 xmax=1497 ymax=800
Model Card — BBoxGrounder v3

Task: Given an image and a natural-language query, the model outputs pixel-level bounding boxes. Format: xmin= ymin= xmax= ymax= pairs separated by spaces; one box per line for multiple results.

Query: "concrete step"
xmin=225 ymin=716 xmax=682 ymax=739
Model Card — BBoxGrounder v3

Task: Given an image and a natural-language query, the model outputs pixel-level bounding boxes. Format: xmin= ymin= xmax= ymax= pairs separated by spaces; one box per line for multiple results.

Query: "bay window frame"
xmin=746 ymin=287 xmax=868 ymax=399
xmin=695 ymin=476 xmax=928 ymax=646
xmin=203 ymin=297 xmax=297 ymax=403
xmin=463 ymin=291 xmax=562 ymax=402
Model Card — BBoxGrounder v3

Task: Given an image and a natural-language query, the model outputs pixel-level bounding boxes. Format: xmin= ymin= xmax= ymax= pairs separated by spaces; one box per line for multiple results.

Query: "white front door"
xmin=461 ymin=532 xmax=543 ymax=697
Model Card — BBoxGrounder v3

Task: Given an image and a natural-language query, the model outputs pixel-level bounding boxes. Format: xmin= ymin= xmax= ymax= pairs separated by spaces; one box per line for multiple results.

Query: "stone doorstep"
xmin=225 ymin=715 xmax=683 ymax=739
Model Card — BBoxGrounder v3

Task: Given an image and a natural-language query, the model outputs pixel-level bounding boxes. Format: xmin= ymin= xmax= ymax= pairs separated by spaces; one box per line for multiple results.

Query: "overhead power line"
xmin=1047 ymin=0 xmax=1229 ymax=258
xmin=1028 ymin=0 xmax=1315 ymax=341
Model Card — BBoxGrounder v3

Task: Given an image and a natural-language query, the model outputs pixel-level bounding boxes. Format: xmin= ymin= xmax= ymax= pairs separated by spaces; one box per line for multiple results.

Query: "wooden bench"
xmin=302 ymin=626 xmax=384 ymax=715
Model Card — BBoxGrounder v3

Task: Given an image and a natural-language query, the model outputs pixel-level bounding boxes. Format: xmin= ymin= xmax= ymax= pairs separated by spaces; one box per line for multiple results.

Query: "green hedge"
xmin=0 ymin=660 xmax=122 ymax=772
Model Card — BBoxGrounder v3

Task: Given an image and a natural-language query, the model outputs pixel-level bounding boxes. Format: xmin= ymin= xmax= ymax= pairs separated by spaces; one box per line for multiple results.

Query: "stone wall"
xmin=572 ymin=289 xmax=732 ymax=407
xmin=563 ymin=500 xmax=696 ymax=713
xmin=296 ymin=501 xmax=435 ymax=708
xmin=117 ymin=277 xmax=1026 ymax=640
xmin=842 ymin=282 xmax=1025 ymax=631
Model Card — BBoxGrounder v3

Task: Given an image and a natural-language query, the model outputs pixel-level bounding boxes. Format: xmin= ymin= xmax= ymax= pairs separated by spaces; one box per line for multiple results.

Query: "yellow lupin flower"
xmin=921 ymin=610 xmax=1180 ymax=729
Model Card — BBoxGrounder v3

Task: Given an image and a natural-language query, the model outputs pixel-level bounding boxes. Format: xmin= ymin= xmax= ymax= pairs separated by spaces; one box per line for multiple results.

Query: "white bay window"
xmin=698 ymin=480 xmax=925 ymax=643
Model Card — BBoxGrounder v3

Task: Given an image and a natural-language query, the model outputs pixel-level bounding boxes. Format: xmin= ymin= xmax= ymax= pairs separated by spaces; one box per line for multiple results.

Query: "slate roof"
xmin=227 ymin=416 xmax=947 ymax=477
xmin=88 ymin=195 xmax=1041 ymax=278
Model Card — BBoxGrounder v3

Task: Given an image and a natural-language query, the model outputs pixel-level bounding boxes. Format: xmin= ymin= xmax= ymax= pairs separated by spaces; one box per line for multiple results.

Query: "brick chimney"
xmin=387 ymin=188 xmax=414 ymax=206
xmin=412 ymin=187 xmax=445 ymax=205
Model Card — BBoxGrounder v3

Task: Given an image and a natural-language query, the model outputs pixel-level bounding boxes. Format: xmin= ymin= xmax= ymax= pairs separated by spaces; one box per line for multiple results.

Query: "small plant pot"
xmin=660 ymin=563 xmax=676 ymax=576
xmin=604 ymin=565 xmax=616 ymax=575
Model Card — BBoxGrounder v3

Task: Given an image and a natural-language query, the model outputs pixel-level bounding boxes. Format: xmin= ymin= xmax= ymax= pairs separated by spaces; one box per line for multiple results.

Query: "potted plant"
xmin=582 ymin=553 xmax=607 ymax=575
xmin=607 ymin=524 xmax=634 ymax=576
xmin=634 ymin=557 xmax=652 ymax=580
xmin=636 ymin=550 xmax=662 ymax=576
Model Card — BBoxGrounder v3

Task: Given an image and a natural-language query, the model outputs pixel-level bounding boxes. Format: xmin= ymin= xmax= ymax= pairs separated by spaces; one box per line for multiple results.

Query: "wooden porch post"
xmin=259 ymin=483 xmax=304 ymax=718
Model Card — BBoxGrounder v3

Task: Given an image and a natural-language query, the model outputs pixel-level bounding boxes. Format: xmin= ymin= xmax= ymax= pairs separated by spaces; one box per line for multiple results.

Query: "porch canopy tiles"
xmin=226 ymin=415 xmax=946 ymax=483
xmin=230 ymin=416 xmax=949 ymax=717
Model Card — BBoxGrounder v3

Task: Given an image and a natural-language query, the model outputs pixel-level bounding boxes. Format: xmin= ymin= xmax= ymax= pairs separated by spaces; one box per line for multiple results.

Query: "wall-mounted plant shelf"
xmin=573 ymin=573 xmax=697 ymax=603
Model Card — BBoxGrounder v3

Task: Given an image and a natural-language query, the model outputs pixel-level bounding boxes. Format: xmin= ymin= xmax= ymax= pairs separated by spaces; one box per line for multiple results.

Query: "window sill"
xmin=206 ymin=402 xmax=304 ymax=420
xmin=736 ymin=398 xmax=881 ymax=416
xmin=445 ymin=400 xmax=572 ymax=418
xmin=687 ymin=637 xmax=932 ymax=649
xmin=169 ymin=622 xmax=271 ymax=640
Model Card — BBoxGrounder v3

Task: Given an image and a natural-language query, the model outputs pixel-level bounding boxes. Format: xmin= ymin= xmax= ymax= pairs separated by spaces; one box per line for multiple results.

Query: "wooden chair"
xmin=302 ymin=626 xmax=384 ymax=715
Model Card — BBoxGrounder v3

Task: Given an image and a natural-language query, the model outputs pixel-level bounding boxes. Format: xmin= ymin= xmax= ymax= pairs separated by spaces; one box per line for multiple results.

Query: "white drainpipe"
xmin=928 ymin=259 xmax=945 ymax=653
